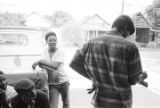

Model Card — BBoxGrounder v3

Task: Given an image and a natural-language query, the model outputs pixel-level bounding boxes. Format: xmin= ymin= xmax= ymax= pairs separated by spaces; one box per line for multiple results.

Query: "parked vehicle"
xmin=0 ymin=26 xmax=49 ymax=95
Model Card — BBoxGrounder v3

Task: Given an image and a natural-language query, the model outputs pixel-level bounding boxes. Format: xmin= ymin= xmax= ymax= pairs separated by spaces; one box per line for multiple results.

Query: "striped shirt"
xmin=70 ymin=34 xmax=143 ymax=108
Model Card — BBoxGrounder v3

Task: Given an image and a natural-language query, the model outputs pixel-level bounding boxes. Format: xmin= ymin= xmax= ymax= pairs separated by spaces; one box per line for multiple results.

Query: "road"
xmin=140 ymin=48 xmax=160 ymax=96
xmin=62 ymin=48 xmax=160 ymax=108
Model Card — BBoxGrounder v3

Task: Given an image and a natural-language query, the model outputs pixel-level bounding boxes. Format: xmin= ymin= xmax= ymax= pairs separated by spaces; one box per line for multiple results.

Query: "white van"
xmin=0 ymin=26 xmax=48 ymax=94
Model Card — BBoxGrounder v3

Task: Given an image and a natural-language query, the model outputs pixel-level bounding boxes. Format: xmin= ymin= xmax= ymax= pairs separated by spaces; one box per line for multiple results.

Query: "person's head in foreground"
xmin=111 ymin=15 xmax=135 ymax=38
xmin=13 ymin=78 xmax=36 ymax=104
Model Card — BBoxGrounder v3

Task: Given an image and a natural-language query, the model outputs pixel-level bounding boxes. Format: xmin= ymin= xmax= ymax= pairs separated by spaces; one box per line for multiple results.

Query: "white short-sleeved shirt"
xmin=41 ymin=47 xmax=69 ymax=85
xmin=6 ymin=85 xmax=17 ymax=99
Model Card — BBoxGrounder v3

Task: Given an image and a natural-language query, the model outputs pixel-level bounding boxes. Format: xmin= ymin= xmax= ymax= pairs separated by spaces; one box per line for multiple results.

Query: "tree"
xmin=45 ymin=11 xmax=84 ymax=47
xmin=45 ymin=11 xmax=80 ymax=47
xmin=61 ymin=21 xmax=84 ymax=47
xmin=44 ymin=10 xmax=74 ymax=27
xmin=145 ymin=0 xmax=160 ymax=28
xmin=0 ymin=12 xmax=25 ymax=26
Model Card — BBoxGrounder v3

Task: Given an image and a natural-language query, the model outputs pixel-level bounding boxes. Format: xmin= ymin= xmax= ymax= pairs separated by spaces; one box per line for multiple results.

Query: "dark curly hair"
xmin=112 ymin=15 xmax=135 ymax=37
xmin=45 ymin=31 xmax=57 ymax=42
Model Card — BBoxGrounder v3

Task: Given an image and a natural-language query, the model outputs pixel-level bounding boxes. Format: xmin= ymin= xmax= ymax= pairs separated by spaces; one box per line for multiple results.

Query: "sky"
xmin=0 ymin=0 xmax=154 ymax=24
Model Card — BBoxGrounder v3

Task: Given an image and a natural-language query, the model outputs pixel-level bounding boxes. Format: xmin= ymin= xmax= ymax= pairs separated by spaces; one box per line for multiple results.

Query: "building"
xmin=25 ymin=12 xmax=51 ymax=29
xmin=132 ymin=12 xmax=151 ymax=44
xmin=81 ymin=14 xmax=111 ymax=42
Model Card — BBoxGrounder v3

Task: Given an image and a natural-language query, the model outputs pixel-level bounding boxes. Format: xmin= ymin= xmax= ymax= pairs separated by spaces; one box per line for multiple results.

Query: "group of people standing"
xmin=0 ymin=14 xmax=147 ymax=108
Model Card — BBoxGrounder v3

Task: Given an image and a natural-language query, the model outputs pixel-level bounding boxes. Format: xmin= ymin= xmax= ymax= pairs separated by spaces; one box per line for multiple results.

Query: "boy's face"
xmin=46 ymin=35 xmax=57 ymax=49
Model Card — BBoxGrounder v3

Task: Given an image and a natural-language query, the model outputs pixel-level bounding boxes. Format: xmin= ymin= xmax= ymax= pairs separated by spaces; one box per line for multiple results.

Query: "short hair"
xmin=112 ymin=15 xmax=135 ymax=36
xmin=45 ymin=31 xmax=57 ymax=41
xmin=0 ymin=70 xmax=4 ymax=75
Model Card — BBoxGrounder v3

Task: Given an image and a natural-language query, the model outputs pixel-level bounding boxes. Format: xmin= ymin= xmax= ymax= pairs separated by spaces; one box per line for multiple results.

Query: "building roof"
xmin=81 ymin=14 xmax=111 ymax=31
xmin=132 ymin=12 xmax=151 ymax=28
xmin=25 ymin=12 xmax=51 ymax=28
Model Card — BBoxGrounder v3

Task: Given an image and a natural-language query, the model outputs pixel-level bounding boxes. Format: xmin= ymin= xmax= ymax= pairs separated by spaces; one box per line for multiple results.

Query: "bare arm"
xmin=39 ymin=60 xmax=61 ymax=70
xmin=32 ymin=59 xmax=62 ymax=71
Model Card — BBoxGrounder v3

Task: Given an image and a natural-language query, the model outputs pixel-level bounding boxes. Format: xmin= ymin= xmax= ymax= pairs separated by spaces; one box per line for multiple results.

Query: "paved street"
xmin=140 ymin=48 xmax=160 ymax=96
xmin=63 ymin=48 xmax=160 ymax=108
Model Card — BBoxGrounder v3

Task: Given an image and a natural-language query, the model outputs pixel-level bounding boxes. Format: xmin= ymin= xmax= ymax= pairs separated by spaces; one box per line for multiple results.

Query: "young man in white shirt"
xmin=32 ymin=31 xmax=70 ymax=108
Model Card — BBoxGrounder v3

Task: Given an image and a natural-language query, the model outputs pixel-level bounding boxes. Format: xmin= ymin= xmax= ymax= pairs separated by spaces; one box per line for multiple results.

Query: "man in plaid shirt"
xmin=70 ymin=15 xmax=146 ymax=108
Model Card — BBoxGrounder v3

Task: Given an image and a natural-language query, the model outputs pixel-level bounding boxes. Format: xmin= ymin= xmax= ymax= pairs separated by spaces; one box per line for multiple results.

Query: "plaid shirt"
xmin=70 ymin=34 xmax=143 ymax=108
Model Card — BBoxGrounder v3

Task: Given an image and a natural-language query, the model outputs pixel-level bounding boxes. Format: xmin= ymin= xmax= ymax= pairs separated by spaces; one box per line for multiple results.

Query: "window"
xmin=98 ymin=30 xmax=106 ymax=36
xmin=0 ymin=34 xmax=28 ymax=45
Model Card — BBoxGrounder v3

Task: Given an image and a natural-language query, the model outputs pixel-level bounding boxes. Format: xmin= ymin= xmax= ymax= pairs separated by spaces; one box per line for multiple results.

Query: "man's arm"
xmin=32 ymin=59 xmax=61 ymax=70
xmin=39 ymin=49 xmax=65 ymax=71
xmin=69 ymin=43 xmax=90 ymax=80
xmin=39 ymin=60 xmax=61 ymax=70
xmin=69 ymin=51 xmax=90 ymax=79
xmin=127 ymin=45 xmax=147 ymax=86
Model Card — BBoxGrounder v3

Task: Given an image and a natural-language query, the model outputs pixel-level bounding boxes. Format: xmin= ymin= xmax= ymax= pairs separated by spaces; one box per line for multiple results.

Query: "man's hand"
xmin=32 ymin=61 xmax=40 ymax=70
xmin=32 ymin=59 xmax=47 ymax=70
xmin=87 ymin=83 xmax=98 ymax=94
xmin=137 ymin=72 xmax=148 ymax=87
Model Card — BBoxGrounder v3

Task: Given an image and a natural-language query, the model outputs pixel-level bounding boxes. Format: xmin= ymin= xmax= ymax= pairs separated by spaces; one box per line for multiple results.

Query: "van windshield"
xmin=0 ymin=34 xmax=28 ymax=45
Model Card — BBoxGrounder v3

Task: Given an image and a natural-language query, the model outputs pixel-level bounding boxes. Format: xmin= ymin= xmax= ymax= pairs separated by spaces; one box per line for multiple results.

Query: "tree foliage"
xmin=61 ymin=21 xmax=84 ymax=47
xmin=0 ymin=12 xmax=25 ymax=26
xmin=145 ymin=0 xmax=160 ymax=27
xmin=45 ymin=10 xmax=82 ymax=47
xmin=44 ymin=10 xmax=74 ymax=27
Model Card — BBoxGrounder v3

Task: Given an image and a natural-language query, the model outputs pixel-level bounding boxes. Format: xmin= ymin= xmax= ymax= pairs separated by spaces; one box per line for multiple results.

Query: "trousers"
xmin=49 ymin=81 xmax=70 ymax=108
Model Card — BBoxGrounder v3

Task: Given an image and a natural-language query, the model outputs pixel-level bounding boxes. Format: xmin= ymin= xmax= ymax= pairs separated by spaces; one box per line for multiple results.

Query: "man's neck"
xmin=48 ymin=47 xmax=57 ymax=53
xmin=108 ymin=29 xmax=121 ymax=36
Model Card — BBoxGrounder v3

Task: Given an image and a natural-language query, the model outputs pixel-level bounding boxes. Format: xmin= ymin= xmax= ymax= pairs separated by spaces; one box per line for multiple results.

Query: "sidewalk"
xmin=132 ymin=85 xmax=160 ymax=108
xmin=140 ymin=50 xmax=160 ymax=96
xmin=146 ymin=72 xmax=160 ymax=96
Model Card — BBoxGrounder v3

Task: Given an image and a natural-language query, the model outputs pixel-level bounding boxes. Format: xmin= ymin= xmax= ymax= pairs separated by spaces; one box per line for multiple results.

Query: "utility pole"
xmin=121 ymin=0 xmax=125 ymax=15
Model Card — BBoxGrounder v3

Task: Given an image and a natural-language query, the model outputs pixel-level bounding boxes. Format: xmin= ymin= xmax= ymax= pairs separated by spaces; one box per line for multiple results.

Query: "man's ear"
xmin=121 ymin=25 xmax=129 ymax=38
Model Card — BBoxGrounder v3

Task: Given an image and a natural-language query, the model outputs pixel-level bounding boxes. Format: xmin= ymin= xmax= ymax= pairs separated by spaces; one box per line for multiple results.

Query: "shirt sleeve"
xmin=6 ymin=86 xmax=17 ymax=101
xmin=127 ymin=45 xmax=143 ymax=85
xmin=69 ymin=43 xmax=90 ymax=79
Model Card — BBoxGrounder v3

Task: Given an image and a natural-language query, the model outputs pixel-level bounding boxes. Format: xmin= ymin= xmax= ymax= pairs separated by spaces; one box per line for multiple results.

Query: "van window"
xmin=0 ymin=34 xmax=28 ymax=45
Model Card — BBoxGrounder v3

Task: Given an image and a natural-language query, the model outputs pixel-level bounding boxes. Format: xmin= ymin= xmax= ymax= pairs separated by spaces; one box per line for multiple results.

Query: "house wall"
xmin=84 ymin=30 xmax=107 ymax=42
xmin=136 ymin=28 xmax=150 ymax=44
